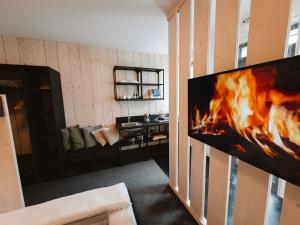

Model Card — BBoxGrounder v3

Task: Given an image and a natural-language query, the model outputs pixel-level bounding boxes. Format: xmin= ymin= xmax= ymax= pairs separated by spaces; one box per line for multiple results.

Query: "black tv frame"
xmin=188 ymin=55 xmax=300 ymax=187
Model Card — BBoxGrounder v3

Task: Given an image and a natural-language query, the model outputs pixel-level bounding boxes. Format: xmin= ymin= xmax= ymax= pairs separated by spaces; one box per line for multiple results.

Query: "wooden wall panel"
xmin=0 ymin=95 xmax=24 ymax=213
xmin=69 ymin=44 xmax=85 ymax=125
xmin=57 ymin=42 xmax=72 ymax=87
xmin=90 ymin=51 xmax=104 ymax=126
xmin=233 ymin=1 xmax=291 ymax=225
xmin=44 ymin=40 xmax=59 ymax=71
xmin=116 ymin=49 xmax=130 ymax=119
xmin=109 ymin=49 xmax=121 ymax=122
xmin=162 ymin=55 xmax=169 ymax=114
xmin=178 ymin=0 xmax=191 ymax=202
xmin=207 ymin=1 xmax=239 ymax=225
xmin=18 ymin=38 xmax=46 ymax=66
xmin=3 ymin=36 xmax=20 ymax=64
xmin=57 ymin=42 xmax=76 ymax=126
xmin=68 ymin=44 xmax=82 ymax=88
xmin=280 ymin=183 xmax=300 ymax=225
xmin=61 ymin=87 xmax=76 ymax=126
xmin=168 ymin=14 xmax=178 ymax=189
xmin=79 ymin=45 xmax=95 ymax=126
xmin=99 ymin=48 xmax=114 ymax=126
xmin=0 ymin=35 xmax=168 ymax=127
xmin=149 ymin=54 xmax=157 ymax=115
xmin=0 ymin=35 xmax=6 ymax=64
xmin=140 ymin=52 xmax=151 ymax=115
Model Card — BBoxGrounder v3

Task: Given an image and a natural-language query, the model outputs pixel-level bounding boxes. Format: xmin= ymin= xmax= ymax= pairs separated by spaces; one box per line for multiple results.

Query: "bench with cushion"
xmin=60 ymin=125 xmax=120 ymax=173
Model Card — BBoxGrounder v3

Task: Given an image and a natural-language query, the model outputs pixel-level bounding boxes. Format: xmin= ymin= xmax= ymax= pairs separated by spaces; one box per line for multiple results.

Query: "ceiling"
xmin=0 ymin=0 xmax=177 ymax=54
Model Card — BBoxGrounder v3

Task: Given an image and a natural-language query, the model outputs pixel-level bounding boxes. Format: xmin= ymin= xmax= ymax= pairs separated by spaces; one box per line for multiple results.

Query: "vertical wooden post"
xmin=233 ymin=1 xmax=291 ymax=225
xmin=207 ymin=1 xmax=240 ymax=225
xmin=168 ymin=14 xmax=179 ymax=189
xmin=178 ymin=0 xmax=191 ymax=202
xmin=190 ymin=0 xmax=210 ymax=220
xmin=280 ymin=183 xmax=300 ymax=225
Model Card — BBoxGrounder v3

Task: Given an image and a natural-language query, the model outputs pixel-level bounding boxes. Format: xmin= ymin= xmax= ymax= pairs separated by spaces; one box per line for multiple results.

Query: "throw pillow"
xmin=69 ymin=126 xmax=85 ymax=150
xmin=102 ymin=126 xmax=120 ymax=146
xmin=82 ymin=125 xmax=102 ymax=148
xmin=60 ymin=128 xmax=71 ymax=151
xmin=92 ymin=128 xmax=107 ymax=146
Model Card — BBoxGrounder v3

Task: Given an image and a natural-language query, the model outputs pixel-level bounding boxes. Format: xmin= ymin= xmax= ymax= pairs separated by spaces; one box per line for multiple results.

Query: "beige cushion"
xmin=92 ymin=128 xmax=107 ymax=146
xmin=102 ymin=126 xmax=119 ymax=146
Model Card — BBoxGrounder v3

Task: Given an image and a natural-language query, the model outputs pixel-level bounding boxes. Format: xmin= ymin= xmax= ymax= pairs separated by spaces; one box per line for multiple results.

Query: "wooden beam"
xmin=190 ymin=0 xmax=210 ymax=220
xmin=207 ymin=1 xmax=239 ymax=225
xmin=193 ymin=0 xmax=209 ymax=76
xmin=233 ymin=1 xmax=291 ymax=225
xmin=167 ymin=0 xmax=186 ymax=21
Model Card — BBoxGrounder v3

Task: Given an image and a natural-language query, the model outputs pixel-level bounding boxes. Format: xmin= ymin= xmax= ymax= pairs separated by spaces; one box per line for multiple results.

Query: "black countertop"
xmin=116 ymin=114 xmax=169 ymax=130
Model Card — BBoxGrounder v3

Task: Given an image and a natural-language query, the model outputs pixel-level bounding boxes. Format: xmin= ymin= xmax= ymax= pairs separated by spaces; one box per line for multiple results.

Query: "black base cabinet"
xmin=0 ymin=64 xmax=66 ymax=185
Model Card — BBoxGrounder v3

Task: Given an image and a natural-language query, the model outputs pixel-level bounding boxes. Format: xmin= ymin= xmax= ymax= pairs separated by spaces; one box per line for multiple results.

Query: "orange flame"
xmin=191 ymin=68 xmax=300 ymax=160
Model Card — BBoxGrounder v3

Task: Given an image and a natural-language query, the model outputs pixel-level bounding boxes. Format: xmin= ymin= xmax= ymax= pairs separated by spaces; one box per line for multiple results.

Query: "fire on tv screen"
xmin=188 ymin=56 xmax=300 ymax=187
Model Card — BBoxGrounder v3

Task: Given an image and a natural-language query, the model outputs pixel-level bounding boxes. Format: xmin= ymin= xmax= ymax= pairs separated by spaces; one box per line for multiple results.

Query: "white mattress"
xmin=0 ymin=183 xmax=137 ymax=225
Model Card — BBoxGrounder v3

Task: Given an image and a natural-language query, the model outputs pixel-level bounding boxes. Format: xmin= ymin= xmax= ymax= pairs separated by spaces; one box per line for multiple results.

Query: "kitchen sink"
xmin=121 ymin=122 xmax=143 ymax=128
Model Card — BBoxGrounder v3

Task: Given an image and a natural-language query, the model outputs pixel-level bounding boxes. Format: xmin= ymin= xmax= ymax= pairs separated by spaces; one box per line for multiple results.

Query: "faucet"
xmin=128 ymin=115 xmax=131 ymax=123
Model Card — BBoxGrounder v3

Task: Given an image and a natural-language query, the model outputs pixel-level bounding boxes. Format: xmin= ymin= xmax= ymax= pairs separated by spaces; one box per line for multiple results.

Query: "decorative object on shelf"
xmin=152 ymin=89 xmax=161 ymax=97
xmin=113 ymin=66 xmax=164 ymax=101
xmin=144 ymin=113 xmax=150 ymax=122
xmin=188 ymin=55 xmax=300 ymax=187
xmin=152 ymin=134 xmax=168 ymax=141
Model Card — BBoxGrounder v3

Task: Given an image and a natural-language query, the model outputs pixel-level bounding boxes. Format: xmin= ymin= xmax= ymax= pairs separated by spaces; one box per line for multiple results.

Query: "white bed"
xmin=0 ymin=183 xmax=137 ymax=225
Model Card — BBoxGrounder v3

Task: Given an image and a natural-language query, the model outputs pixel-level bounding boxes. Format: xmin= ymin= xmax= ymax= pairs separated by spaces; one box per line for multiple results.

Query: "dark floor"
xmin=154 ymin=155 xmax=169 ymax=176
xmin=23 ymin=159 xmax=197 ymax=225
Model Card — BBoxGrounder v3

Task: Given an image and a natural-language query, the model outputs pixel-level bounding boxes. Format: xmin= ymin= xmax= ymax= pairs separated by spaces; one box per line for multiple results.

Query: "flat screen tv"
xmin=188 ymin=56 xmax=300 ymax=187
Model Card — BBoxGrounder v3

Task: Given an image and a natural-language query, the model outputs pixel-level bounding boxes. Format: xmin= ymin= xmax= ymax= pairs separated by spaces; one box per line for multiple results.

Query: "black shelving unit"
xmin=113 ymin=66 xmax=164 ymax=101
xmin=116 ymin=114 xmax=169 ymax=164
xmin=0 ymin=64 xmax=66 ymax=183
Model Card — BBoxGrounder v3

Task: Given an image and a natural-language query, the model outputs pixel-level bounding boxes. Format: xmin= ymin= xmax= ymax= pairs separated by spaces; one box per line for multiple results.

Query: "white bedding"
xmin=0 ymin=183 xmax=137 ymax=225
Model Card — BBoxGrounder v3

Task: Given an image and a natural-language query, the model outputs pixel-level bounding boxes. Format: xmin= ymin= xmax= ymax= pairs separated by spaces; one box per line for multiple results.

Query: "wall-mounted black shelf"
xmin=113 ymin=66 xmax=164 ymax=101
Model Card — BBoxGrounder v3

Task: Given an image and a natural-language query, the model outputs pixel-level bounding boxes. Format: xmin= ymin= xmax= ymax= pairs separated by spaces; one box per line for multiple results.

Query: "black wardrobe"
xmin=0 ymin=64 xmax=65 ymax=184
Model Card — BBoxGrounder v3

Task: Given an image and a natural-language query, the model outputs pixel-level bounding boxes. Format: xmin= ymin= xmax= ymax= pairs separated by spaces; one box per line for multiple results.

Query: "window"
xmin=287 ymin=23 xmax=299 ymax=57
xmin=238 ymin=42 xmax=247 ymax=68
